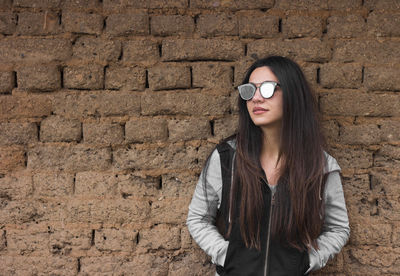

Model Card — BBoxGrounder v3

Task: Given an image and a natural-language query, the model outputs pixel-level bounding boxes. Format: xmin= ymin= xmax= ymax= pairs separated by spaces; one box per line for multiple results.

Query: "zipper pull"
xmin=271 ymin=193 xmax=275 ymax=206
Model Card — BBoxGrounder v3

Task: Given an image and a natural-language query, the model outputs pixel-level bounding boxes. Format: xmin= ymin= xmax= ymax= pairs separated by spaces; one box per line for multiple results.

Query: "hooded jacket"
xmin=187 ymin=140 xmax=350 ymax=275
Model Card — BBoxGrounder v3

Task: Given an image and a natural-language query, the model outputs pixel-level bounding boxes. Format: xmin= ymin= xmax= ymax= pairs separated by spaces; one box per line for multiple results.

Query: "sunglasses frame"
xmin=238 ymin=81 xmax=280 ymax=101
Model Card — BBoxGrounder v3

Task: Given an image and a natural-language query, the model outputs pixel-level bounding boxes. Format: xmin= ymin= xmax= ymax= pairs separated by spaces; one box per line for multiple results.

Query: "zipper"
xmin=263 ymin=179 xmax=275 ymax=276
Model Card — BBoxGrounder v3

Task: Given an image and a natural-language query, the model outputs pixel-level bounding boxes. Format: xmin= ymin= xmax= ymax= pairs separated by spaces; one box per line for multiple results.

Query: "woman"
xmin=187 ymin=56 xmax=350 ymax=275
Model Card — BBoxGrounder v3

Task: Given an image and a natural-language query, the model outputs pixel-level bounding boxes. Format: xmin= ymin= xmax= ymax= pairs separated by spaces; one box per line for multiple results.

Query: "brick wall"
xmin=0 ymin=0 xmax=399 ymax=275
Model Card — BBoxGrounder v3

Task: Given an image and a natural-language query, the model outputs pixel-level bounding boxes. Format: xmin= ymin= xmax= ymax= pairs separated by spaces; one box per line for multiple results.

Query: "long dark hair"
xmin=231 ymin=56 xmax=327 ymax=251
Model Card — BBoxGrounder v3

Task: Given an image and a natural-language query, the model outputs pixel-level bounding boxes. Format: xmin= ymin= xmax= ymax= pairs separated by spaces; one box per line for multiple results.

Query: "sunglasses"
xmin=238 ymin=81 xmax=280 ymax=100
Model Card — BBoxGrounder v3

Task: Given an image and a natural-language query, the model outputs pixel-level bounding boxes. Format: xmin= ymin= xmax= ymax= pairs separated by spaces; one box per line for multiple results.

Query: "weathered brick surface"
xmin=283 ymin=16 xmax=322 ymax=38
xmin=72 ymin=37 xmax=121 ymax=62
xmin=327 ymin=15 xmax=365 ymax=38
xmin=83 ymin=122 xmax=124 ymax=144
xmin=125 ymin=118 xmax=168 ymax=143
xmin=0 ymin=12 xmax=16 ymax=34
xmin=40 ymin=115 xmax=81 ymax=142
xmin=17 ymin=64 xmax=61 ymax=91
xmin=247 ymin=39 xmax=331 ymax=62
xmin=17 ymin=12 xmax=60 ymax=35
xmin=319 ymin=63 xmax=362 ymax=89
xmin=192 ymin=63 xmax=233 ymax=90
xmin=197 ymin=13 xmax=238 ymax=37
xmin=162 ymin=39 xmax=243 ymax=61
xmin=238 ymin=13 xmax=279 ymax=38
xmin=106 ymin=13 xmax=149 ymax=36
xmin=63 ymin=12 xmax=103 ymax=35
xmin=0 ymin=122 xmax=37 ymax=145
xmin=148 ymin=64 xmax=190 ymax=91
xmin=63 ymin=65 xmax=104 ymax=90
xmin=1 ymin=1 xmax=399 ymax=275
xmin=151 ymin=15 xmax=194 ymax=36
xmin=105 ymin=66 xmax=146 ymax=91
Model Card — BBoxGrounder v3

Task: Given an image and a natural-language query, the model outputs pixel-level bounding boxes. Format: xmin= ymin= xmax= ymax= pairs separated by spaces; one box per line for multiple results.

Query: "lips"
xmin=253 ymin=107 xmax=269 ymax=114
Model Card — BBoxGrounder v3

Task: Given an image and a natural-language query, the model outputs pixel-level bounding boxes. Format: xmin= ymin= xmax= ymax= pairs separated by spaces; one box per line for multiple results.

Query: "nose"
xmin=251 ymin=86 xmax=264 ymax=102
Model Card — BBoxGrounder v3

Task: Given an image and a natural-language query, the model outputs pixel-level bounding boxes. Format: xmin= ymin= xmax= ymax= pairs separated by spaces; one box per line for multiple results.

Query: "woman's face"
xmin=246 ymin=66 xmax=283 ymax=129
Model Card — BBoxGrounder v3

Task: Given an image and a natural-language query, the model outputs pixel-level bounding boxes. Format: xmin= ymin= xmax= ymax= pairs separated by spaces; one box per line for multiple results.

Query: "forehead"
xmin=249 ymin=66 xmax=279 ymax=83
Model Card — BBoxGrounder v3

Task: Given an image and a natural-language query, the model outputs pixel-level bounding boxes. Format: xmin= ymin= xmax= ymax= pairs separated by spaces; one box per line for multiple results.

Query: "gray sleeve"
xmin=307 ymin=171 xmax=350 ymax=272
xmin=186 ymin=149 xmax=229 ymax=266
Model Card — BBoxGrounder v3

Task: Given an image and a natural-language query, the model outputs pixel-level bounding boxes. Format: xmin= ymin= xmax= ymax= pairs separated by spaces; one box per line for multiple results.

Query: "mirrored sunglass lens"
xmin=260 ymin=83 xmax=275 ymax=98
xmin=239 ymin=84 xmax=255 ymax=100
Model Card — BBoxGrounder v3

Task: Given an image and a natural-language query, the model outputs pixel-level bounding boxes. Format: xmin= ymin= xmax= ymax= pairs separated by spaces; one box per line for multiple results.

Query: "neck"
xmin=260 ymin=123 xmax=282 ymax=163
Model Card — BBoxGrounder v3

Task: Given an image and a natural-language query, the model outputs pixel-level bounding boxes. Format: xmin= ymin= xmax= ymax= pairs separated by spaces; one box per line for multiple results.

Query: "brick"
xmin=192 ymin=63 xmax=233 ymax=89
xmin=0 ymin=0 xmax=12 ymax=9
xmin=106 ymin=13 xmax=148 ymax=36
xmin=168 ymin=250 xmax=214 ymax=276
xmin=0 ymin=122 xmax=37 ymax=145
xmin=148 ymin=65 xmax=191 ymax=90
xmin=139 ymin=224 xmax=180 ymax=250
xmin=27 ymin=144 xmax=111 ymax=171
xmin=320 ymin=92 xmax=400 ymax=117
xmin=113 ymin=142 xmax=213 ymax=171
xmin=233 ymin=57 xmax=256 ymax=87
xmin=328 ymin=0 xmax=362 ymax=8
xmin=40 ymin=115 xmax=81 ymax=142
xmin=351 ymin=220 xmax=392 ymax=245
xmin=364 ymin=0 xmax=400 ymax=10
xmin=370 ymin=171 xmax=400 ymax=196
xmin=0 ymin=256 xmax=77 ymax=275
xmin=151 ymin=197 xmax=190 ymax=224
xmin=64 ymin=64 xmax=104 ymax=90
xmin=161 ymin=173 xmax=197 ymax=198
xmin=162 ymin=39 xmax=243 ymax=61
xmin=327 ymin=15 xmax=365 ymax=38
xmin=393 ymin=223 xmax=400 ymax=246
xmin=52 ymin=91 xmax=140 ymax=119
xmin=197 ymin=13 xmax=238 ymax=37
xmin=75 ymin=172 xmax=118 ymax=197
xmin=117 ymin=174 xmax=159 ymax=198
xmin=17 ymin=64 xmax=61 ymax=91
xmin=103 ymin=0 xmax=148 ymax=9
xmin=374 ymin=144 xmax=400 ymax=167
xmin=17 ymin=12 xmax=60 ymax=35
xmin=0 ymin=71 xmax=15 ymax=93
xmin=149 ymin=0 xmax=187 ymax=8
xmin=66 ymin=198 xmax=150 ymax=224
xmin=238 ymin=13 xmax=279 ymax=38
xmin=7 ymin=228 xmax=49 ymax=254
xmin=283 ymin=16 xmax=322 ymax=38
xmin=80 ymin=255 xmax=169 ymax=275
xmin=0 ymin=199 xmax=42 ymax=224
xmin=247 ymin=39 xmax=331 ymax=62
xmin=0 ymin=171 xmax=32 ymax=200
xmin=0 ymin=146 xmax=25 ymax=172
xmin=380 ymin=196 xmax=400 ymax=221
xmin=105 ymin=66 xmax=146 ymax=91
xmin=333 ymin=40 xmax=400 ymax=63
xmin=63 ymin=12 xmax=103 ymax=35
xmin=322 ymin=120 xmax=339 ymax=142
xmin=329 ymin=147 xmax=373 ymax=169
xmin=95 ymin=229 xmax=138 ymax=252
xmin=0 ymin=12 xmax=17 ymax=34
xmin=122 ymin=40 xmax=159 ymax=63
xmin=367 ymin=12 xmax=400 ymax=37
xmin=191 ymin=0 xmax=274 ymax=9
xmin=340 ymin=124 xmax=381 ymax=145
xmin=181 ymin=226 xmax=192 ymax=249
xmin=61 ymin=0 xmax=100 ymax=10
xmin=0 ymin=230 xmax=5 ymax=251
xmin=49 ymin=228 xmax=92 ymax=254
xmin=141 ymin=91 xmax=229 ymax=116
xmin=151 ymin=15 xmax=194 ymax=36
xmin=83 ymin=122 xmax=124 ymax=144
xmin=214 ymin=115 xmax=238 ymax=139
xmin=364 ymin=66 xmax=400 ymax=91
xmin=0 ymin=38 xmax=71 ymax=63
xmin=380 ymin=121 xmax=400 ymax=142
xmin=13 ymin=0 xmax=61 ymax=8
xmin=168 ymin=118 xmax=210 ymax=141
xmin=0 ymin=93 xmax=52 ymax=120
xmin=275 ymin=0 xmax=328 ymax=9
xmin=125 ymin=118 xmax=167 ymax=143
xmin=73 ymin=36 xmax=121 ymax=62
xmin=33 ymin=172 xmax=74 ymax=197
xmin=319 ymin=63 xmax=362 ymax=89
